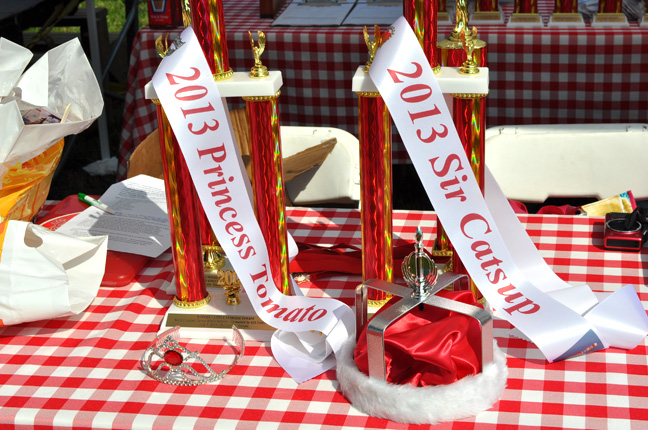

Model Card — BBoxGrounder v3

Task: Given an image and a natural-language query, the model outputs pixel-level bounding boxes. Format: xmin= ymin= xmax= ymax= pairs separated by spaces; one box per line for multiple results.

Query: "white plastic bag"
xmin=0 ymin=37 xmax=103 ymax=183
xmin=0 ymin=220 xmax=108 ymax=326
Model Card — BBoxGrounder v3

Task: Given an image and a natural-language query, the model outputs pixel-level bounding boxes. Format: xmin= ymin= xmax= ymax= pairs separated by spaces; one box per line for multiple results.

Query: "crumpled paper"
xmin=0 ymin=36 xmax=103 ymax=190
xmin=0 ymin=220 xmax=108 ymax=327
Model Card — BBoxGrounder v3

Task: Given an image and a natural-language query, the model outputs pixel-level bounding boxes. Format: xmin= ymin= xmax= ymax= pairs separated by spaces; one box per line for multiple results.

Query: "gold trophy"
xmin=249 ymin=31 xmax=269 ymax=78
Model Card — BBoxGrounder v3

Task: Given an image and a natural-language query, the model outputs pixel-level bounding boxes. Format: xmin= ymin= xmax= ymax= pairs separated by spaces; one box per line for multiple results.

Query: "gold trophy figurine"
xmin=362 ymin=25 xmax=383 ymax=73
xmin=249 ymin=31 xmax=269 ymax=78
xmin=455 ymin=0 xmax=469 ymax=37
xmin=181 ymin=0 xmax=191 ymax=27
xmin=459 ymin=27 xmax=480 ymax=75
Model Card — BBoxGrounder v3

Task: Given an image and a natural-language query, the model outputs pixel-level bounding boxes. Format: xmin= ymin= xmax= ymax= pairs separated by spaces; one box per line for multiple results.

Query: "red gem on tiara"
xmin=164 ymin=350 xmax=183 ymax=366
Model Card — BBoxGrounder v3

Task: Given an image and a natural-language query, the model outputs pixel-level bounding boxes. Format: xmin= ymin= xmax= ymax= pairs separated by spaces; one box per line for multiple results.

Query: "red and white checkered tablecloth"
xmin=118 ymin=0 xmax=648 ymax=179
xmin=1 ymin=205 xmax=646 ymax=429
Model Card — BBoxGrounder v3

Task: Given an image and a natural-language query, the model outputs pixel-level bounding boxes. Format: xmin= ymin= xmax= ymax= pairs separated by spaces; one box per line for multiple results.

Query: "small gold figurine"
xmin=459 ymin=27 xmax=480 ymax=75
xmin=203 ymin=245 xmax=226 ymax=271
xmin=362 ymin=25 xmax=383 ymax=73
xmin=155 ymin=34 xmax=170 ymax=58
xmin=248 ymin=30 xmax=269 ymax=78
xmin=453 ymin=0 xmax=470 ymax=42
xmin=181 ymin=0 xmax=191 ymax=27
xmin=224 ymin=284 xmax=242 ymax=306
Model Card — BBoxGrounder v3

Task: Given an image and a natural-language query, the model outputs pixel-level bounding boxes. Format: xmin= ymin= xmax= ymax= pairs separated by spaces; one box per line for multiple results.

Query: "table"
xmin=1 ymin=205 xmax=647 ymax=429
xmin=118 ymin=0 xmax=648 ymax=179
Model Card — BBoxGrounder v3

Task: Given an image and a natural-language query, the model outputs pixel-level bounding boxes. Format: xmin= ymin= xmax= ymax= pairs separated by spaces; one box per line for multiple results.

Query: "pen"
xmin=78 ymin=193 xmax=115 ymax=215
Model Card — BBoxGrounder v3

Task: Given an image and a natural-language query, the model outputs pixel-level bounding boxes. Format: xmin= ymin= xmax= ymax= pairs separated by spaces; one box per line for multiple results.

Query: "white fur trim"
xmin=336 ymin=337 xmax=508 ymax=425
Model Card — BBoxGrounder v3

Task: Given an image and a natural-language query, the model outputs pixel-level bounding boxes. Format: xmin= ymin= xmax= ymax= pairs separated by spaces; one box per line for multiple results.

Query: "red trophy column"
xmin=403 ymin=0 xmax=440 ymax=73
xmin=355 ymin=27 xmax=393 ymax=307
xmin=244 ymin=93 xmax=290 ymax=295
xmin=155 ymin=102 xmax=210 ymax=307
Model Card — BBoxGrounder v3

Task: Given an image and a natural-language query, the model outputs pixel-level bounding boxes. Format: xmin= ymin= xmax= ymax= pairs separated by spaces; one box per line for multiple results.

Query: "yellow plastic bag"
xmin=0 ymin=138 xmax=64 ymax=222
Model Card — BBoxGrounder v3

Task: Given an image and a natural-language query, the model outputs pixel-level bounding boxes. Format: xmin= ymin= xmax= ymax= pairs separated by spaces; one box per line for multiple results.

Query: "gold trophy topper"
xmin=155 ymin=34 xmax=169 ymax=58
xmin=248 ymin=30 xmax=269 ymax=78
xmin=181 ymin=0 xmax=191 ymax=27
xmin=453 ymin=0 xmax=470 ymax=41
xmin=459 ymin=27 xmax=480 ymax=75
xmin=363 ymin=25 xmax=383 ymax=73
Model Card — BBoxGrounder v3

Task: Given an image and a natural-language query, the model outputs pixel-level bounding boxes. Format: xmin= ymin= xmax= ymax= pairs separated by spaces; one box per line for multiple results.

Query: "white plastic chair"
xmin=485 ymin=124 xmax=648 ymax=203
xmin=281 ymin=126 xmax=360 ymax=206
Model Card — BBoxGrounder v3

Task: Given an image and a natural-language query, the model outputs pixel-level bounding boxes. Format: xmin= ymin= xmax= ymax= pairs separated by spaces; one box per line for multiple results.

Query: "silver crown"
xmin=401 ymin=227 xmax=438 ymax=298
xmin=141 ymin=326 xmax=244 ymax=386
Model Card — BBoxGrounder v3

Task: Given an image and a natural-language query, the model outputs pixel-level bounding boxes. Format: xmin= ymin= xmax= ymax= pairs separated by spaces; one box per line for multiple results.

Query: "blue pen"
xmin=78 ymin=193 xmax=115 ymax=214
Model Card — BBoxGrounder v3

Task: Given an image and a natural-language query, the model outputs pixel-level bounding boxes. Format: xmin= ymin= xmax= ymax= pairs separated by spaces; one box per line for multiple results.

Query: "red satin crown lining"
xmin=354 ymin=290 xmax=483 ymax=387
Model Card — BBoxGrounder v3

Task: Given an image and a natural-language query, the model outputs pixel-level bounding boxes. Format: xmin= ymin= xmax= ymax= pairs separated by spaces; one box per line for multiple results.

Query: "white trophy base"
xmin=159 ymin=290 xmax=275 ymax=342
xmin=470 ymin=9 xmax=505 ymax=25
xmin=591 ymin=13 xmax=630 ymax=27
xmin=547 ymin=12 xmax=586 ymax=27
xmin=507 ymin=12 xmax=545 ymax=27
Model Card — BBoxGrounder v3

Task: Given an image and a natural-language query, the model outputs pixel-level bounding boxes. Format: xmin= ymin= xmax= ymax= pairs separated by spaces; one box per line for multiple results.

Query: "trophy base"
xmin=547 ymin=12 xmax=585 ymax=27
xmin=591 ymin=13 xmax=630 ymax=27
xmin=438 ymin=11 xmax=451 ymax=23
xmin=507 ymin=13 xmax=544 ymax=27
xmin=159 ymin=289 xmax=275 ymax=342
xmin=470 ymin=10 xmax=505 ymax=25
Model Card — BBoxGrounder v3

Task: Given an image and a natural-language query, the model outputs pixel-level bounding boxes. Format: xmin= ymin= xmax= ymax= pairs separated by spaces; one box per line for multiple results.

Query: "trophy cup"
xmin=592 ymin=0 xmax=630 ymax=26
xmin=508 ymin=0 xmax=544 ymax=26
xmin=470 ymin=0 xmax=505 ymax=25
xmin=548 ymin=0 xmax=585 ymax=26
xmin=335 ymin=229 xmax=507 ymax=425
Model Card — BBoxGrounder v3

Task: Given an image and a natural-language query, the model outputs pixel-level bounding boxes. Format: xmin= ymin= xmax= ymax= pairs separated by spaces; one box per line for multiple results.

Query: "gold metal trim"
xmin=173 ymin=293 xmax=212 ymax=309
xmin=355 ymin=91 xmax=381 ymax=97
xmin=242 ymin=90 xmax=281 ymax=102
xmin=450 ymin=92 xmax=489 ymax=99
xmin=151 ymin=99 xmax=160 ymax=105
xmin=213 ymin=69 xmax=234 ymax=81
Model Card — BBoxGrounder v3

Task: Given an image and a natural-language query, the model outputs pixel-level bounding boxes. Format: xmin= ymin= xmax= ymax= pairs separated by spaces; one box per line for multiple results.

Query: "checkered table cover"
xmin=1 ymin=204 xmax=646 ymax=429
xmin=118 ymin=0 xmax=648 ymax=179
